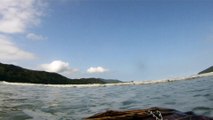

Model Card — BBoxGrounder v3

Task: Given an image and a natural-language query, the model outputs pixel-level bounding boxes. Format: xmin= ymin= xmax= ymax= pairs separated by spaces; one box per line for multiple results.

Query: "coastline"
xmin=131 ymin=72 xmax=213 ymax=85
xmin=1 ymin=72 xmax=213 ymax=88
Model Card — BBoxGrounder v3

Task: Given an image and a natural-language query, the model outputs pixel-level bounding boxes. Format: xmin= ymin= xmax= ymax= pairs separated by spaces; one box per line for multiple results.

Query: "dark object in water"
xmin=86 ymin=107 xmax=213 ymax=120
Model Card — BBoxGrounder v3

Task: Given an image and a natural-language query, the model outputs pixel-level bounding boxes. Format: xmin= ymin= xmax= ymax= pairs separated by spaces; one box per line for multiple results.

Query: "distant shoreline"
xmin=130 ymin=72 xmax=213 ymax=85
xmin=1 ymin=72 xmax=212 ymax=88
xmin=0 ymin=62 xmax=121 ymax=85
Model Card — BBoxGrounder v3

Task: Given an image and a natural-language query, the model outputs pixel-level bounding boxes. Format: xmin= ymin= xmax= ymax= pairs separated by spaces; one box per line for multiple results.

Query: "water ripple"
xmin=0 ymin=76 xmax=212 ymax=119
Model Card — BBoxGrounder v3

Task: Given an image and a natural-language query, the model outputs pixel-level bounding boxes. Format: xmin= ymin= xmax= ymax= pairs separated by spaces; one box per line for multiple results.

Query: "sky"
xmin=0 ymin=0 xmax=213 ymax=81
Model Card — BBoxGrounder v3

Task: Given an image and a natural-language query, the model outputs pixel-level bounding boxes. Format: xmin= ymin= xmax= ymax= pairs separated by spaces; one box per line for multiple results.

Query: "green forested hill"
xmin=198 ymin=66 xmax=213 ymax=74
xmin=0 ymin=63 xmax=120 ymax=84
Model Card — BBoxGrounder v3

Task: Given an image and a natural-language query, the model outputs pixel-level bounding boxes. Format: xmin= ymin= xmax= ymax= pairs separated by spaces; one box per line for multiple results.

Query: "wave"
xmin=1 ymin=72 xmax=213 ymax=88
xmin=132 ymin=72 xmax=213 ymax=85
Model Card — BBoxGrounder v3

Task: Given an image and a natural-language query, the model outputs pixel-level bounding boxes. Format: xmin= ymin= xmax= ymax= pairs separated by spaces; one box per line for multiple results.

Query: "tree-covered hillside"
xmin=0 ymin=63 xmax=120 ymax=84
xmin=198 ymin=66 xmax=213 ymax=74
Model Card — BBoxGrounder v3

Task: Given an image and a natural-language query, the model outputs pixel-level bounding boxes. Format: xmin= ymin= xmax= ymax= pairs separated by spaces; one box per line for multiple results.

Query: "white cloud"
xmin=26 ymin=33 xmax=47 ymax=41
xmin=0 ymin=0 xmax=47 ymax=62
xmin=39 ymin=60 xmax=77 ymax=74
xmin=0 ymin=35 xmax=36 ymax=60
xmin=0 ymin=0 xmax=46 ymax=34
xmin=87 ymin=66 xmax=108 ymax=73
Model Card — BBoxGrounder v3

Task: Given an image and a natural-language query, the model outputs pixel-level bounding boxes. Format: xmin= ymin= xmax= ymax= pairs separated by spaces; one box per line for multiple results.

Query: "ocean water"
xmin=0 ymin=76 xmax=213 ymax=120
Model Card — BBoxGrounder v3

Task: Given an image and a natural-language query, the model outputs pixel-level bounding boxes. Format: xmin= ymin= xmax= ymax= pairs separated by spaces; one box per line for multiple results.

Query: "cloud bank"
xmin=0 ymin=0 xmax=46 ymax=61
xmin=0 ymin=35 xmax=36 ymax=61
xmin=0 ymin=0 xmax=45 ymax=34
xmin=87 ymin=66 xmax=108 ymax=73
xmin=39 ymin=60 xmax=77 ymax=74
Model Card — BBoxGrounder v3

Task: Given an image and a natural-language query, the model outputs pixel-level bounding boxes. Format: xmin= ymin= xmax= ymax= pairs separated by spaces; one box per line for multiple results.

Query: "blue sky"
xmin=0 ymin=0 xmax=213 ymax=81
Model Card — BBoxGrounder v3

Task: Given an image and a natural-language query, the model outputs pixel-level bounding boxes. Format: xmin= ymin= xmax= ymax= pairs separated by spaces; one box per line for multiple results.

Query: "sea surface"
xmin=0 ymin=76 xmax=213 ymax=120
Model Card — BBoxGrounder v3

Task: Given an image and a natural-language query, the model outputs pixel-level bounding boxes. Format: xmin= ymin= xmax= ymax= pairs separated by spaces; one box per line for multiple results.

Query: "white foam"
xmin=132 ymin=72 xmax=213 ymax=85
xmin=23 ymin=109 xmax=58 ymax=120
xmin=1 ymin=81 xmax=43 ymax=86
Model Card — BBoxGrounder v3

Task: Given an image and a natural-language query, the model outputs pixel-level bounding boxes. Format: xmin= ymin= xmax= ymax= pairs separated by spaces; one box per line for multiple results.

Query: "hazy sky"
xmin=0 ymin=0 xmax=213 ymax=81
